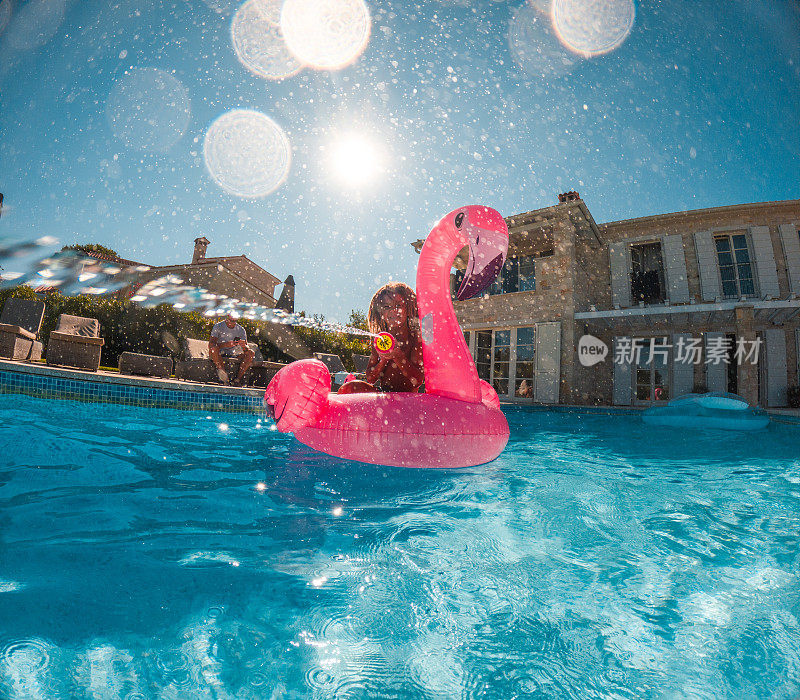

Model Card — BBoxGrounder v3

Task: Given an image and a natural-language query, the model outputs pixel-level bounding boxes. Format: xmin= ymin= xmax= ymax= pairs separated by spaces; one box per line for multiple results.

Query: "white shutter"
xmin=765 ymin=328 xmax=788 ymax=407
xmin=694 ymin=231 xmax=720 ymax=301
xmin=672 ymin=333 xmax=694 ymax=397
xmin=534 ymin=322 xmax=560 ymax=403
xmin=750 ymin=226 xmax=780 ymax=299
xmin=612 ymin=337 xmax=632 ymax=405
xmin=796 ymin=329 xmax=800 ymax=384
xmin=704 ymin=332 xmax=727 ymax=392
xmin=608 ymin=241 xmax=631 ymax=308
xmin=661 ymin=235 xmax=690 ymax=303
xmin=778 ymin=223 xmax=800 ymax=295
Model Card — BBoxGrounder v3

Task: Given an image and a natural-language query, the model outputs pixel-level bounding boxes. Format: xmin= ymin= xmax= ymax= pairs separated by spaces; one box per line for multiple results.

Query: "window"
xmin=714 ymin=234 xmax=755 ymax=299
xmin=476 ymin=330 xmax=491 ymax=381
xmin=452 ymin=251 xmax=549 ymax=298
xmin=514 ymin=327 xmax=535 ymax=398
xmin=629 ymin=242 xmax=665 ymax=305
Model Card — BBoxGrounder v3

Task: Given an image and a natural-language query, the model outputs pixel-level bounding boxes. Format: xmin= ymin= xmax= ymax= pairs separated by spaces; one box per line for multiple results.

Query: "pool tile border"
xmin=0 ymin=360 xmax=264 ymax=413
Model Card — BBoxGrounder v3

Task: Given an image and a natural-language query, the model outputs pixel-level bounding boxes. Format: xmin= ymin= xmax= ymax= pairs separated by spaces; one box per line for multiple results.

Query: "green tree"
xmin=62 ymin=243 xmax=119 ymax=259
xmin=348 ymin=309 xmax=368 ymax=331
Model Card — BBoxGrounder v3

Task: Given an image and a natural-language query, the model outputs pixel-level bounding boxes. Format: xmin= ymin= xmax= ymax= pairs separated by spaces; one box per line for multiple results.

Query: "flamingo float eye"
xmin=454 ymin=212 xmax=465 ymax=228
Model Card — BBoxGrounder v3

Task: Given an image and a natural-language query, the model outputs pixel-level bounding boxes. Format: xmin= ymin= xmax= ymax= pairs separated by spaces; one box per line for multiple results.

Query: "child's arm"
xmin=386 ymin=343 xmax=424 ymax=389
xmin=364 ymin=347 xmax=387 ymax=385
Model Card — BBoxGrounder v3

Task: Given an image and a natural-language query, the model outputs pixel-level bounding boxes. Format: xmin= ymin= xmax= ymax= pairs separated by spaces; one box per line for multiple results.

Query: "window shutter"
xmin=704 ymin=332 xmax=726 ymax=392
xmin=612 ymin=337 xmax=632 ymax=405
xmin=662 ymin=235 xmax=690 ymax=303
xmin=796 ymin=329 xmax=800 ymax=383
xmin=749 ymin=226 xmax=780 ymax=299
xmin=534 ymin=321 xmax=560 ymax=403
xmin=672 ymin=333 xmax=694 ymax=397
xmin=608 ymin=242 xmax=631 ymax=308
xmin=778 ymin=223 xmax=800 ymax=295
xmin=694 ymin=231 xmax=720 ymax=301
xmin=765 ymin=328 xmax=788 ymax=407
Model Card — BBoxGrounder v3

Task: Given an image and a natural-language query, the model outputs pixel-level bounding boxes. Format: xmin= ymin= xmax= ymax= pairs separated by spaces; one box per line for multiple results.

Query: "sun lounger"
xmin=0 ymin=298 xmax=45 ymax=361
xmin=46 ymin=314 xmax=104 ymax=371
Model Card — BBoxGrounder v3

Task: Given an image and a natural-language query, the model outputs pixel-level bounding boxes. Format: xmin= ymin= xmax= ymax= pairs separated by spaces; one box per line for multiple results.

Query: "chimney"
xmin=558 ymin=191 xmax=581 ymax=203
xmin=192 ymin=237 xmax=210 ymax=264
xmin=276 ymin=275 xmax=295 ymax=313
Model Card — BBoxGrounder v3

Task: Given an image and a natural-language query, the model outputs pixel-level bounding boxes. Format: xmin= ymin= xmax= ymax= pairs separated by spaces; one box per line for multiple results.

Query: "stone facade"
xmin=442 ymin=196 xmax=800 ymax=407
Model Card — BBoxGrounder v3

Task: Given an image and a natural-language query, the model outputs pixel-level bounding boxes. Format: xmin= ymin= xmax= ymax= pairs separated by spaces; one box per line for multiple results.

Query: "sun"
xmin=329 ymin=133 xmax=384 ymax=188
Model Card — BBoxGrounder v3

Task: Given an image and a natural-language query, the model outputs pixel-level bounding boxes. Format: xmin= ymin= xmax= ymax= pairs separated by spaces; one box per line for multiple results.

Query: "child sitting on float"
xmin=338 ymin=281 xmax=424 ymax=394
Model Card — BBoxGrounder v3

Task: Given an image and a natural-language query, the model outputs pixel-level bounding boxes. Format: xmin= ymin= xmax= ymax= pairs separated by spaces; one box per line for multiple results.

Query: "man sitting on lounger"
xmin=209 ymin=314 xmax=254 ymax=386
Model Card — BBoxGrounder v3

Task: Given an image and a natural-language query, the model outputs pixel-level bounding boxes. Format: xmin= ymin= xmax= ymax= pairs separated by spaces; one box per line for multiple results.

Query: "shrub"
xmin=787 ymin=386 xmax=800 ymax=409
xmin=0 ymin=286 xmax=369 ymax=369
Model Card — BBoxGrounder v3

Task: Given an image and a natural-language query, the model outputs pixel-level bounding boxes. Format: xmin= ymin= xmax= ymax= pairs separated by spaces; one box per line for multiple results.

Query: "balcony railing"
xmin=630 ymin=268 xmax=666 ymax=305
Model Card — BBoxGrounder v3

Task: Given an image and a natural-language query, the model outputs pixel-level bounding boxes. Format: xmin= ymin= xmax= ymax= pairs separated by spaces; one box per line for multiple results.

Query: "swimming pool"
xmin=0 ymin=395 xmax=798 ymax=698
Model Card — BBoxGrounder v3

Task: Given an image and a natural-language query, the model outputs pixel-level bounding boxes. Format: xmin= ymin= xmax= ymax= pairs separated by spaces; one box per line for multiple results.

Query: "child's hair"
xmin=368 ymin=282 xmax=420 ymax=343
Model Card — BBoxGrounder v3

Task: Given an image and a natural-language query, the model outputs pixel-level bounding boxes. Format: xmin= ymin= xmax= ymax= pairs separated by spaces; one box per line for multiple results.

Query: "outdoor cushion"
xmin=0 ymin=298 xmax=45 ymax=335
xmin=0 ymin=323 xmax=36 ymax=340
xmin=119 ymin=351 xmax=172 ymax=378
xmin=49 ymin=331 xmax=104 ymax=346
xmin=183 ymin=337 xmax=210 ymax=360
xmin=55 ymin=314 xmax=100 ymax=338
xmin=249 ymin=342 xmax=265 ymax=365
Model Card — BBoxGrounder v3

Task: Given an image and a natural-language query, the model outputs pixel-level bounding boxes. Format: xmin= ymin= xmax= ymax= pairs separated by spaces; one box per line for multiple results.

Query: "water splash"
xmin=0 ymin=237 xmax=375 ymax=338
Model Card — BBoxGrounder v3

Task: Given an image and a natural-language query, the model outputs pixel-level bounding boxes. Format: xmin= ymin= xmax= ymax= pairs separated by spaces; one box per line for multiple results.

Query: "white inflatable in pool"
xmin=642 ymin=392 xmax=769 ymax=431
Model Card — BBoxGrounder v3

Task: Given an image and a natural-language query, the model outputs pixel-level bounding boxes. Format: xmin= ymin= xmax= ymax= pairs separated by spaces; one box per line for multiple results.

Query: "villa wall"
xmin=450 ymin=196 xmax=800 ymax=408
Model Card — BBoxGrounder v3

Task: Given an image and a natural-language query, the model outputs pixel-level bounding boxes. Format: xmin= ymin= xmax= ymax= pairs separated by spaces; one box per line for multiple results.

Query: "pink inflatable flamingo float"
xmin=264 ymin=205 xmax=510 ymax=469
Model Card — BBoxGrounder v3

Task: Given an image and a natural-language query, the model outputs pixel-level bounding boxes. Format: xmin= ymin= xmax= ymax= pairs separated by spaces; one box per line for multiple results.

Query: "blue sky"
xmin=1 ymin=0 xmax=798 ymax=319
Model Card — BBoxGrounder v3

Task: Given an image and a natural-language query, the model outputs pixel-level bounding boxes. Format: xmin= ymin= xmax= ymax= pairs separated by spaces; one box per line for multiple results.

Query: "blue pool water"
xmin=0 ymin=395 xmax=799 ymax=698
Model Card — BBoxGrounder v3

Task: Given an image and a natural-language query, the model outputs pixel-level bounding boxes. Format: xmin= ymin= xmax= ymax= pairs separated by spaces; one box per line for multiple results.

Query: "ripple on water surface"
xmin=0 ymin=394 xmax=799 ymax=697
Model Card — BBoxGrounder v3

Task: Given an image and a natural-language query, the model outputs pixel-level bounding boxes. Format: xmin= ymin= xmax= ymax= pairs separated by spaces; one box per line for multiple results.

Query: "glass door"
xmin=492 ymin=330 xmax=510 ymax=396
xmin=472 ymin=327 xmax=535 ymax=400
xmin=514 ymin=327 xmax=535 ymax=398
xmin=634 ymin=337 xmax=670 ymax=403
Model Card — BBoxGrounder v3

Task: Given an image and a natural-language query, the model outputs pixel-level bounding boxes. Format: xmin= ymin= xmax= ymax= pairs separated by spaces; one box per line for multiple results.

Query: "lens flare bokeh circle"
xmin=280 ymin=0 xmax=370 ymax=70
xmin=203 ymin=109 xmax=291 ymax=198
xmin=231 ymin=0 xmax=303 ymax=80
xmin=106 ymin=67 xmax=191 ymax=153
xmin=552 ymin=0 xmax=635 ymax=57
xmin=509 ymin=3 xmax=578 ymax=78
xmin=0 ymin=0 xmax=12 ymax=36
xmin=5 ymin=0 xmax=66 ymax=50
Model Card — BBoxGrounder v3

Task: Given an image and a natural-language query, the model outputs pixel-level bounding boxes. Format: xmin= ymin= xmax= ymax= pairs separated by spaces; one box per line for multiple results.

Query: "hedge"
xmin=0 ymin=286 xmax=370 ymax=371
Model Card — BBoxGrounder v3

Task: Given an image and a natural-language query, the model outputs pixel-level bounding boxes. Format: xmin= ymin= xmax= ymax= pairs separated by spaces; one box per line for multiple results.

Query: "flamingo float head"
xmin=448 ymin=205 xmax=509 ymax=301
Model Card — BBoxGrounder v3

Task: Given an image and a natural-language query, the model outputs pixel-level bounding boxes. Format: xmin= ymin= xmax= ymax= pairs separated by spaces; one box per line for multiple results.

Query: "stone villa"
xmin=415 ymin=194 xmax=800 ymax=408
xmin=131 ymin=237 xmax=296 ymax=313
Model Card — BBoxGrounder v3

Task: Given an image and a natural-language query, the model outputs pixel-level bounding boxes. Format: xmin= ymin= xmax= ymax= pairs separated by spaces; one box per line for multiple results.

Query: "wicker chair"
xmin=0 ymin=298 xmax=45 ymax=361
xmin=46 ymin=314 xmax=104 ymax=371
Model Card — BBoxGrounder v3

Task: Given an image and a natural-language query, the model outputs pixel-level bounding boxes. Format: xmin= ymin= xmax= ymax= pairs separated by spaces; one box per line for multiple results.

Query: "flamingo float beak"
xmin=455 ymin=206 xmax=509 ymax=301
